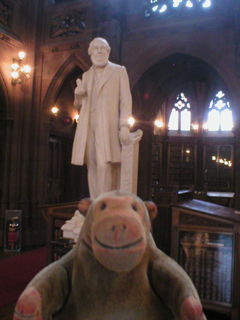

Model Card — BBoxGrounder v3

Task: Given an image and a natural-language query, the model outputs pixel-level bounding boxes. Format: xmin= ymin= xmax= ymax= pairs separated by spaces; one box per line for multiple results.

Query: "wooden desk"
xmin=207 ymin=192 xmax=235 ymax=207
xmin=207 ymin=192 xmax=235 ymax=198
xmin=152 ymin=186 xmax=194 ymax=256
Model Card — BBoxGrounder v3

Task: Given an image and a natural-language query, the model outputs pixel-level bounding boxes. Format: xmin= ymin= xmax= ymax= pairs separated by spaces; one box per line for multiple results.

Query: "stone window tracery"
xmin=206 ymin=91 xmax=233 ymax=132
xmin=168 ymin=92 xmax=191 ymax=131
xmin=144 ymin=0 xmax=211 ymax=17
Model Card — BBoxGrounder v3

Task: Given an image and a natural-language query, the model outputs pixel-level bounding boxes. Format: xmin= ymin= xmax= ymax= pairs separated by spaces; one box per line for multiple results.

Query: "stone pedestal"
xmin=120 ymin=129 xmax=143 ymax=194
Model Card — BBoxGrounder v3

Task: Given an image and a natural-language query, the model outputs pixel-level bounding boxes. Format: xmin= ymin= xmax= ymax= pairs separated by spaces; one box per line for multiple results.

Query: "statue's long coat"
xmin=71 ymin=61 xmax=132 ymax=166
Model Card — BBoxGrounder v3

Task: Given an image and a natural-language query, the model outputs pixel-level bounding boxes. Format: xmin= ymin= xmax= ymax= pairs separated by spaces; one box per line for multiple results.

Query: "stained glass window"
xmin=207 ymin=91 xmax=233 ymax=132
xmin=169 ymin=92 xmax=191 ymax=131
xmin=145 ymin=0 xmax=211 ymax=17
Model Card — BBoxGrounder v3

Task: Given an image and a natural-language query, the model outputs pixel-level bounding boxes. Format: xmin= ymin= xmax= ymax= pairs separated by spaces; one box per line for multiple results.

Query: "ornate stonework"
xmin=51 ymin=11 xmax=86 ymax=38
xmin=0 ymin=0 xmax=13 ymax=28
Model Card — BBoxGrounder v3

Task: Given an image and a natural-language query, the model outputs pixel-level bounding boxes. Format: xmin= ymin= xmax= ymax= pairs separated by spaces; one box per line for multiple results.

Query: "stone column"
xmin=0 ymin=118 xmax=14 ymax=247
xmin=120 ymin=129 xmax=143 ymax=194
xmin=42 ymin=122 xmax=52 ymax=204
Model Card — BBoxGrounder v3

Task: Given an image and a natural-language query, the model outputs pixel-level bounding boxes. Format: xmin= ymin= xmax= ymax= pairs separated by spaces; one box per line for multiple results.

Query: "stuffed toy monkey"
xmin=13 ymin=191 xmax=206 ymax=320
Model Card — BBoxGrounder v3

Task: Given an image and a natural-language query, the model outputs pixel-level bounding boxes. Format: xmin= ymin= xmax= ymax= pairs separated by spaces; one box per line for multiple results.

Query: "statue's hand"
xmin=75 ymin=78 xmax=86 ymax=97
xmin=119 ymin=126 xmax=130 ymax=145
xmin=74 ymin=78 xmax=86 ymax=109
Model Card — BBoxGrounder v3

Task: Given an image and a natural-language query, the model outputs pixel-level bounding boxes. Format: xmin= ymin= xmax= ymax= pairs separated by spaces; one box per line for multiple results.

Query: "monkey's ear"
xmin=144 ymin=201 xmax=158 ymax=222
xmin=78 ymin=198 xmax=93 ymax=216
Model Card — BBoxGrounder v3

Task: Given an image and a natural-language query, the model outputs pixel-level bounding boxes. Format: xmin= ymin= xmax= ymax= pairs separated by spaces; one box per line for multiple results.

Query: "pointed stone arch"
xmin=129 ymin=41 xmax=238 ymax=97
xmin=0 ymin=67 xmax=14 ymax=220
xmin=131 ymin=53 xmax=233 ymax=123
xmin=42 ymin=53 xmax=89 ymax=120
xmin=0 ymin=67 xmax=11 ymax=118
xmin=37 ymin=53 xmax=90 ymax=205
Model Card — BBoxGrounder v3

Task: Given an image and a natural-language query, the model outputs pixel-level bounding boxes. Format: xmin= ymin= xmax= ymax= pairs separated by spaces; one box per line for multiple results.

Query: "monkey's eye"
xmin=101 ymin=202 xmax=106 ymax=210
xmin=132 ymin=204 xmax=137 ymax=211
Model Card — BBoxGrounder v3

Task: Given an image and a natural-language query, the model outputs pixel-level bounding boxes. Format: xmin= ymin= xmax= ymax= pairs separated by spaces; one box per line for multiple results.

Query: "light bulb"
xmin=154 ymin=120 xmax=163 ymax=128
xmin=11 ymin=63 xmax=19 ymax=71
xmin=52 ymin=107 xmax=58 ymax=115
xmin=18 ymin=51 xmax=25 ymax=60
xmin=128 ymin=117 xmax=135 ymax=126
xmin=23 ymin=65 xmax=31 ymax=73
xmin=11 ymin=71 xmax=19 ymax=79
xmin=192 ymin=123 xmax=199 ymax=131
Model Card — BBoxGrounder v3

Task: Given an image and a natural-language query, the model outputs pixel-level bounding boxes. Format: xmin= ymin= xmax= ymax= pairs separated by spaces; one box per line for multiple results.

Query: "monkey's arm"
xmin=13 ymin=249 xmax=75 ymax=320
xmin=149 ymin=236 xmax=206 ymax=320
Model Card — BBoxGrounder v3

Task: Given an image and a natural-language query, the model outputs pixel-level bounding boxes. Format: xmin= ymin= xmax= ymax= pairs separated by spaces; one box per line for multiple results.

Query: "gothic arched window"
xmin=168 ymin=92 xmax=191 ymax=131
xmin=206 ymin=91 xmax=233 ymax=132
xmin=145 ymin=0 xmax=211 ymax=17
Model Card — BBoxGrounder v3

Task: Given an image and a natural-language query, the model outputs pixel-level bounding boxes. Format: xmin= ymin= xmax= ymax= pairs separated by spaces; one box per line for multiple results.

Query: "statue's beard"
xmin=91 ymin=55 xmax=109 ymax=68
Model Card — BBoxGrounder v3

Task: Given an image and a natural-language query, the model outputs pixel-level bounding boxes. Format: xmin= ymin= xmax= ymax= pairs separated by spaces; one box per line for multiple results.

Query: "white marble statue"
xmin=71 ymin=37 xmax=132 ymax=199
xmin=61 ymin=210 xmax=85 ymax=242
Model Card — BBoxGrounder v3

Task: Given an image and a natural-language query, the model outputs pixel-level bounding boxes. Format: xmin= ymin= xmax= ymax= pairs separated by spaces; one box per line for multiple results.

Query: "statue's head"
xmin=88 ymin=37 xmax=111 ymax=67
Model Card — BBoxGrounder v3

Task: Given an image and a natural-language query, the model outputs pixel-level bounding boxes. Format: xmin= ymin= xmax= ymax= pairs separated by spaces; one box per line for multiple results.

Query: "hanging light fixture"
xmin=11 ymin=51 xmax=31 ymax=85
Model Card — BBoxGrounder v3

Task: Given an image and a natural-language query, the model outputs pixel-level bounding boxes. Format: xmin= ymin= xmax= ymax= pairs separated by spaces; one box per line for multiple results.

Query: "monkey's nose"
xmin=112 ymin=224 xmax=127 ymax=245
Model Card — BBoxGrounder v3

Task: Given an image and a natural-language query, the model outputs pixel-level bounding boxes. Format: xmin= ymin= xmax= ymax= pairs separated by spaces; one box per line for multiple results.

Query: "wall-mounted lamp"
xmin=73 ymin=114 xmax=79 ymax=129
xmin=191 ymin=123 xmax=199 ymax=135
xmin=51 ymin=107 xmax=59 ymax=116
xmin=50 ymin=107 xmax=59 ymax=135
xmin=128 ymin=117 xmax=135 ymax=127
xmin=192 ymin=123 xmax=199 ymax=131
xmin=11 ymin=51 xmax=31 ymax=85
xmin=212 ymin=155 xmax=232 ymax=167
xmin=154 ymin=119 xmax=163 ymax=135
xmin=154 ymin=119 xmax=163 ymax=129
xmin=51 ymin=107 xmax=58 ymax=123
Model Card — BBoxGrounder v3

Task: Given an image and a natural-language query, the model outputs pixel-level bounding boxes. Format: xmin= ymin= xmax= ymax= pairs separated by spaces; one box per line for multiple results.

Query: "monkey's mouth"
xmin=94 ymin=237 xmax=143 ymax=250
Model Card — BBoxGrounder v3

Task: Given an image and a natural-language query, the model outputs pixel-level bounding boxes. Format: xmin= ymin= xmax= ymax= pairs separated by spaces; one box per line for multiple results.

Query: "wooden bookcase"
xmin=150 ymin=135 xmax=235 ymax=196
xmin=167 ymin=142 xmax=197 ymax=186
xmin=203 ymin=144 xmax=234 ymax=191
xmin=150 ymin=135 xmax=163 ymax=196
xmin=171 ymin=199 xmax=240 ymax=320
xmin=152 ymin=186 xmax=194 ymax=256
xmin=41 ymin=201 xmax=79 ymax=264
